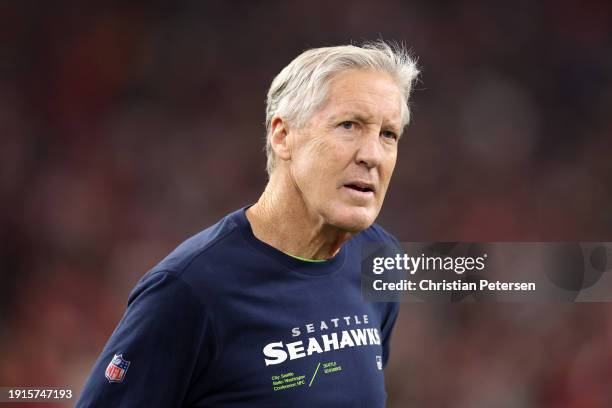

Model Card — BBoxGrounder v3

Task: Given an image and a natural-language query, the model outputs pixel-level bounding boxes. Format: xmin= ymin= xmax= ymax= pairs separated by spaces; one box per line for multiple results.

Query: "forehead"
xmin=317 ymin=69 xmax=403 ymax=124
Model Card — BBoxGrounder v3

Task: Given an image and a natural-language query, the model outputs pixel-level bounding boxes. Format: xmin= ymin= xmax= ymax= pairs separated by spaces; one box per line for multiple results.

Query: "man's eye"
xmin=339 ymin=121 xmax=354 ymax=130
xmin=381 ymin=130 xmax=398 ymax=140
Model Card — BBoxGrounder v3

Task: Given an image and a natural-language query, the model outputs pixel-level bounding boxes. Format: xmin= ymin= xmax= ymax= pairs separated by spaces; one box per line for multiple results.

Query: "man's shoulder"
xmin=150 ymin=207 xmax=249 ymax=277
xmin=129 ymin=207 xmax=253 ymax=306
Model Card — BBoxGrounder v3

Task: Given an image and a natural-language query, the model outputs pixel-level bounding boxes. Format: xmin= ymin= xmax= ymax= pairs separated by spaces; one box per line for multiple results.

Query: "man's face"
xmin=288 ymin=69 xmax=403 ymax=232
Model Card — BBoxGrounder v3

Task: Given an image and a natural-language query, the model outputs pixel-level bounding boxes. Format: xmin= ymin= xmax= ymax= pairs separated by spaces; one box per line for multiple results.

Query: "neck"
xmin=246 ymin=170 xmax=353 ymax=260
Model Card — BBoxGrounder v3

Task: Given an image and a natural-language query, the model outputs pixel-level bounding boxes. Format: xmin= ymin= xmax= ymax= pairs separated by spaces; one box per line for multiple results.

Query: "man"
xmin=77 ymin=40 xmax=419 ymax=407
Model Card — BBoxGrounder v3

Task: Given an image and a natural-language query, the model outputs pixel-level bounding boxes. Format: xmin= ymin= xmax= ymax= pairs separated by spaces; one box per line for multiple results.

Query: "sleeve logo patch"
xmin=105 ymin=354 xmax=130 ymax=383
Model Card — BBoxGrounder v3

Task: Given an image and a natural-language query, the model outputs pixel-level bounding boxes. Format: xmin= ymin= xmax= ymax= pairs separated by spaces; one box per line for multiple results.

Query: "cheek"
xmin=307 ymin=134 xmax=337 ymax=161
xmin=379 ymin=154 xmax=398 ymax=188
xmin=297 ymin=138 xmax=344 ymax=179
xmin=292 ymin=146 xmax=335 ymax=192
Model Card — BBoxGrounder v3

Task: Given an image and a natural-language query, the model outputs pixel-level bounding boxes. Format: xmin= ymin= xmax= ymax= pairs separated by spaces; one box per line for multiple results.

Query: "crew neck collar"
xmin=233 ymin=205 xmax=348 ymax=277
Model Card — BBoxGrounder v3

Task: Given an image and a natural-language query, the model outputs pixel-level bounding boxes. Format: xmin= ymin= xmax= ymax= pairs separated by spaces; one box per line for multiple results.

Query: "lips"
xmin=344 ymin=181 xmax=375 ymax=193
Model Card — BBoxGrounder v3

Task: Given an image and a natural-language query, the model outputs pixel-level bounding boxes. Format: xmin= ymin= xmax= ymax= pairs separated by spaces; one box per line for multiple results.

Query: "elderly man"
xmin=77 ymin=40 xmax=419 ymax=407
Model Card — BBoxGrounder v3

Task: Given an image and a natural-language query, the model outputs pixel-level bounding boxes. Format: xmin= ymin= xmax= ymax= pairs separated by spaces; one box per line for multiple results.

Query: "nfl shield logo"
xmin=105 ymin=354 xmax=130 ymax=383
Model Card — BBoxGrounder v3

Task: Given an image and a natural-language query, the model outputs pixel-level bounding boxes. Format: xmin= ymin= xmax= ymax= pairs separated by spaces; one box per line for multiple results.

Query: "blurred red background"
xmin=1 ymin=1 xmax=611 ymax=406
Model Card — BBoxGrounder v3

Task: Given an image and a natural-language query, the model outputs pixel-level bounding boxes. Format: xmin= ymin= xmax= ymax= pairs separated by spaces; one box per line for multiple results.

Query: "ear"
xmin=269 ymin=116 xmax=292 ymax=162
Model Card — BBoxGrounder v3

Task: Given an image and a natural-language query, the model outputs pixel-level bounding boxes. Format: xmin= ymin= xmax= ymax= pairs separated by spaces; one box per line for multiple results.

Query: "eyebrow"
xmin=329 ymin=111 xmax=402 ymax=135
xmin=329 ymin=111 xmax=371 ymax=124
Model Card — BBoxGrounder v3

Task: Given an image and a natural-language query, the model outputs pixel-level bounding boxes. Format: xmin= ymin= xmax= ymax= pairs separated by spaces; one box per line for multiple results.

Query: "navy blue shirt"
xmin=77 ymin=207 xmax=400 ymax=407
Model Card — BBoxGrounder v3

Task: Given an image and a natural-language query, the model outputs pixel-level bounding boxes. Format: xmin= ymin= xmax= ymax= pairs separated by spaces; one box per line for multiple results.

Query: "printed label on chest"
xmin=263 ymin=314 xmax=380 ymax=366
xmin=270 ymin=360 xmax=344 ymax=392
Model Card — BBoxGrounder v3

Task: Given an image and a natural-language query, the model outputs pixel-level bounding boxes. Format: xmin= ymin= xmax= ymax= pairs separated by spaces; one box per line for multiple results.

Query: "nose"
xmin=355 ymin=131 xmax=383 ymax=169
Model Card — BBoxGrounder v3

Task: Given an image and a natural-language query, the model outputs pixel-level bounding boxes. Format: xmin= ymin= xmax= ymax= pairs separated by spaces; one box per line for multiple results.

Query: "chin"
xmin=325 ymin=205 xmax=378 ymax=233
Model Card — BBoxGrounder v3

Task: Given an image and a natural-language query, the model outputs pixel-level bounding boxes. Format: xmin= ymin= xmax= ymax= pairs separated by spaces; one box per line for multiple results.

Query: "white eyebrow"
xmin=330 ymin=111 xmax=401 ymax=133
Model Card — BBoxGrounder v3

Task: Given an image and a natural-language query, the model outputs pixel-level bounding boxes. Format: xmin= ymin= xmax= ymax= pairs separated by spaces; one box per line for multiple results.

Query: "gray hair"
xmin=264 ymin=40 xmax=419 ymax=175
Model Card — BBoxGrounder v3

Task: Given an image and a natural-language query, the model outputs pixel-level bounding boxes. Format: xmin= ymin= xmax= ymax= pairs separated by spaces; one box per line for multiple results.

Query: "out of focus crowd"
xmin=0 ymin=1 xmax=611 ymax=406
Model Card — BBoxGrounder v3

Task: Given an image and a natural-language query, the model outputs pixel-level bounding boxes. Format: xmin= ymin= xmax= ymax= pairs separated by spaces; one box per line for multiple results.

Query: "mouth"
xmin=343 ymin=181 xmax=376 ymax=194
